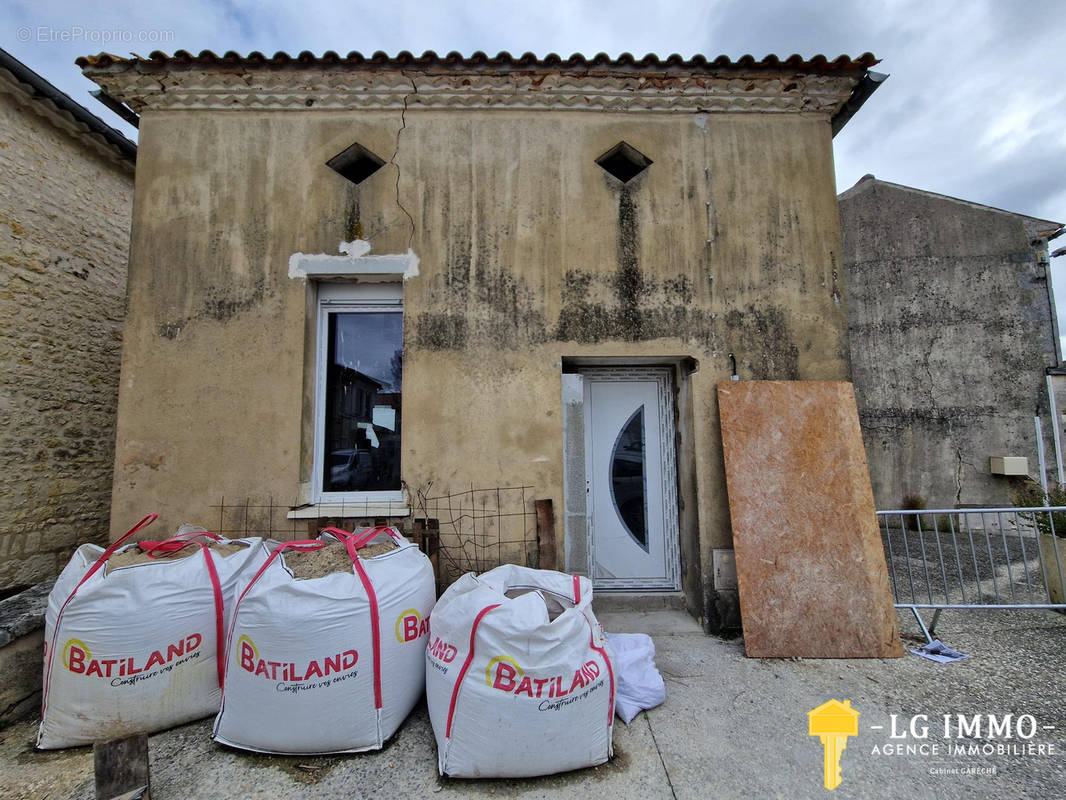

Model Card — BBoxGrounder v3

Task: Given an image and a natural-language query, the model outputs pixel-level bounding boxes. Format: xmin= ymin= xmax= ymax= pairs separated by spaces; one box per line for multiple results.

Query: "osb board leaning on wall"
xmin=718 ymin=380 xmax=902 ymax=658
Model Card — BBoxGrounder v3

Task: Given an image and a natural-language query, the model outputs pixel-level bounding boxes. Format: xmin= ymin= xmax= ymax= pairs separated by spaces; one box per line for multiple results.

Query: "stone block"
xmin=0 ymin=580 xmax=53 ymax=727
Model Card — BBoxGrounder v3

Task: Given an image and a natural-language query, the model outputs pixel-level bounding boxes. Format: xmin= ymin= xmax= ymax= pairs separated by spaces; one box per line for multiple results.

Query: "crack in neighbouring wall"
xmin=391 ymin=72 xmax=417 ymax=250
xmin=955 ymin=449 xmax=981 ymax=505
xmin=921 ymin=349 xmax=939 ymax=414
xmin=955 ymin=448 xmax=965 ymax=504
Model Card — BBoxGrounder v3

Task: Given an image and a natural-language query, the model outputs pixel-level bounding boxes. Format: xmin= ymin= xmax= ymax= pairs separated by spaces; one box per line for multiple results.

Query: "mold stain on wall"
xmin=413 ymin=164 xmax=802 ymax=379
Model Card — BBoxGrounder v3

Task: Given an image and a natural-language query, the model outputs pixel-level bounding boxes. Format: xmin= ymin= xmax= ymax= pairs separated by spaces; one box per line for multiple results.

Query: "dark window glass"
xmin=610 ymin=406 xmax=648 ymax=552
xmin=323 ymin=311 xmax=402 ymax=492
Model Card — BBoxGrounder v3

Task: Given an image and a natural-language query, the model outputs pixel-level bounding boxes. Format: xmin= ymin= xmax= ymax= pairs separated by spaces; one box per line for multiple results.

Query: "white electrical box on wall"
xmin=990 ymin=456 xmax=1028 ymax=475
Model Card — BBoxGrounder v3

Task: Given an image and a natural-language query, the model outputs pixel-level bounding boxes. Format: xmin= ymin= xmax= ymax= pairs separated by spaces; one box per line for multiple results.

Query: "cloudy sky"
xmin=4 ymin=1 xmax=1064 ymax=264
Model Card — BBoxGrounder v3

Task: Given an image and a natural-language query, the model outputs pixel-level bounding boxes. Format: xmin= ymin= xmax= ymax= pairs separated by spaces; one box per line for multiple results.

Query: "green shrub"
xmin=1011 ymin=479 xmax=1066 ymax=538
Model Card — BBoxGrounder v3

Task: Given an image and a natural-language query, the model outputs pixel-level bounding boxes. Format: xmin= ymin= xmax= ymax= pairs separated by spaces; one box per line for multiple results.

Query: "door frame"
xmin=581 ymin=366 xmax=681 ymax=591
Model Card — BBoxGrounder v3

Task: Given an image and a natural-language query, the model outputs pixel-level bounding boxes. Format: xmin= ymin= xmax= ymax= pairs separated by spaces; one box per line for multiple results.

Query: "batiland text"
xmin=62 ymin=633 xmax=203 ymax=687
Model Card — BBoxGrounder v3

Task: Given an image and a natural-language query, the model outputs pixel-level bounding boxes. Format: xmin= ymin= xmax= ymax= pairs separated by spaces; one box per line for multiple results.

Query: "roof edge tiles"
xmin=76 ymin=49 xmax=880 ymax=74
xmin=1 ymin=47 xmax=135 ymax=164
xmin=77 ymin=49 xmax=883 ymax=135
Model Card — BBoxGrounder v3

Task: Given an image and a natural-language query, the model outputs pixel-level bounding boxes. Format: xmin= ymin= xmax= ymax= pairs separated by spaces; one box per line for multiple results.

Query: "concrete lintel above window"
xmin=288 ymin=239 xmax=420 ymax=281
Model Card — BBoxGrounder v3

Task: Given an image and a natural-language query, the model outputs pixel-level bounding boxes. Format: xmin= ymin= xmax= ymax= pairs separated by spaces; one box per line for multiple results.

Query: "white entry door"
xmin=583 ymin=368 xmax=680 ymax=590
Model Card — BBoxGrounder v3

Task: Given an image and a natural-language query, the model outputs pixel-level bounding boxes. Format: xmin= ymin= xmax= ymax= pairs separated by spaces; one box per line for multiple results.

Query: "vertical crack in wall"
xmin=391 ymin=72 xmax=417 ymax=250
xmin=955 ymin=448 xmax=964 ymax=504
xmin=704 ymin=165 xmax=715 ymax=298
xmin=921 ymin=350 xmax=939 ymax=414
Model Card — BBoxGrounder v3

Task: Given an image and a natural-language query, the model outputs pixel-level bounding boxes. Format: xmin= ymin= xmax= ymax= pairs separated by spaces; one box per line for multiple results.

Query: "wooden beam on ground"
xmin=535 ymin=499 xmax=557 ymax=571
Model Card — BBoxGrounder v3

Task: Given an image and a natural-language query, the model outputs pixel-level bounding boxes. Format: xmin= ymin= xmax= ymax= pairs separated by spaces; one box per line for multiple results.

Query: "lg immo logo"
xmin=808 ymin=699 xmax=860 ymax=791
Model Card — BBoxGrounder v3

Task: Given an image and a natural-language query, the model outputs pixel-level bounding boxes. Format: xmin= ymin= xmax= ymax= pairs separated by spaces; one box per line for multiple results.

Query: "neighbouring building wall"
xmin=841 ymin=178 xmax=1061 ymax=510
xmin=0 ymin=76 xmax=134 ymax=591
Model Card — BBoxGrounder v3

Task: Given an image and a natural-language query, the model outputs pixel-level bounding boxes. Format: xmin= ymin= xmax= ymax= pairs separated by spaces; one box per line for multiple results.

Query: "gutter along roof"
xmin=0 ymin=47 xmax=136 ymax=163
xmin=77 ymin=49 xmax=884 ymax=136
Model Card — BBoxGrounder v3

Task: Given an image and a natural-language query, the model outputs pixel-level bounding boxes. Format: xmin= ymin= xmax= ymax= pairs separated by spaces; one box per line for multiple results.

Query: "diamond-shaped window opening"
xmin=595 ymin=141 xmax=653 ymax=184
xmin=326 ymin=141 xmax=385 ymax=185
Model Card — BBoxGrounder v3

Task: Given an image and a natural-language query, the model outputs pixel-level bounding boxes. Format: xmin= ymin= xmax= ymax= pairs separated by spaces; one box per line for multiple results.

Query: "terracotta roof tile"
xmin=76 ymin=49 xmax=879 ymax=74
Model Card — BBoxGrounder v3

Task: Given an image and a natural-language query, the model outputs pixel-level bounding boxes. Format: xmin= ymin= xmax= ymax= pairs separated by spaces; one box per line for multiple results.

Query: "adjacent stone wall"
xmin=0 ymin=85 xmax=134 ymax=591
xmin=841 ymin=178 xmax=1060 ymax=509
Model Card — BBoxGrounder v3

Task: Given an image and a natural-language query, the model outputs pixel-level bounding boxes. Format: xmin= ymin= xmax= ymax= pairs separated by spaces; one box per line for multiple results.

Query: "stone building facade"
xmin=0 ymin=50 xmax=135 ymax=592
xmin=841 ymin=176 xmax=1063 ymax=509
xmin=79 ymin=49 xmax=882 ymax=631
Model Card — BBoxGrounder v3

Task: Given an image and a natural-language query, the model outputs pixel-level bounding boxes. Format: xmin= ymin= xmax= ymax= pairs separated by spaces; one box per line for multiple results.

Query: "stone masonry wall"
xmin=0 ymin=88 xmax=133 ymax=591
xmin=841 ymin=179 xmax=1059 ymax=509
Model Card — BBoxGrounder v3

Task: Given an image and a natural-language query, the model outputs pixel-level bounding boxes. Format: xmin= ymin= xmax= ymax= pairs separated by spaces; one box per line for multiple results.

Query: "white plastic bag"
xmin=426 ymin=564 xmax=615 ymax=778
xmin=38 ymin=515 xmax=266 ymax=749
xmin=605 ymin=632 xmax=666 ymax=723
xmin=212 ymin=526 xmax=435 ymax=754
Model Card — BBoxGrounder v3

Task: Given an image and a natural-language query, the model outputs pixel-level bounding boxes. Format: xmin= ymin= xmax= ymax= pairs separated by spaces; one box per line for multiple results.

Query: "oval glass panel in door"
xmin=610 ymin=406 xmax=649 ymax=552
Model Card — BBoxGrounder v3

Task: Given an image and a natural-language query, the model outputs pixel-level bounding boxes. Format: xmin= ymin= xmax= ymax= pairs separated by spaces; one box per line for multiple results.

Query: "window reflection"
xmin=323 ymin=311 xmax=402 ymax=492
xmin=610 ymin=406 xmax=648 ymax=551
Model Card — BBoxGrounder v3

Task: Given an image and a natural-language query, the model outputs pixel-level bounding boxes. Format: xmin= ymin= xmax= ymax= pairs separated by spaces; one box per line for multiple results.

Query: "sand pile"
xmin=284 ymin=538 xmax=399 ymax=579
xmin=105 ymin=540 xmax=249 ymax=574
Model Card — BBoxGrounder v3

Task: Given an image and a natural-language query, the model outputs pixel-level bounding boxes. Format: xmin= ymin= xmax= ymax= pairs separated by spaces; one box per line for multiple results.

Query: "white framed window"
xmin=312 ymin=281 xmax=404 ymax=504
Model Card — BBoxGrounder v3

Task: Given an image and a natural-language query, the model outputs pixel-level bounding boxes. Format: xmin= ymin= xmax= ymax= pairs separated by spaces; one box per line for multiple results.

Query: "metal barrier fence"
xmin=878 ymin=507 xmax=1066 ymax=643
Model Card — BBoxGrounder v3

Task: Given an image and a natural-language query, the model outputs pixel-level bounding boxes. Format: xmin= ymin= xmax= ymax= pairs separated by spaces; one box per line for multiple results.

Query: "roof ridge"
xmin=842 ymin=177 xmax=1062 ymax=230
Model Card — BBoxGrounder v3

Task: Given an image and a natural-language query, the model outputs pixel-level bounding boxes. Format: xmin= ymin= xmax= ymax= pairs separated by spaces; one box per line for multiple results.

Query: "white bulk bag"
xmin=426 ymin=564 xmax=615 ymax=778
xmin=212 ymin=526 xmax=435 ymax=754
xmin=605 ymin=632 xmax=666 ymax=723
xmin=38 ymin=515 xmax=266 ymax=749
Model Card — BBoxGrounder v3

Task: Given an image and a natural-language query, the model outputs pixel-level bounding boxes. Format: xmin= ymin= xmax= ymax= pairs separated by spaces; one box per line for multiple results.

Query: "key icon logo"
xmin=808 ymin=699 xmax=860 ymax=790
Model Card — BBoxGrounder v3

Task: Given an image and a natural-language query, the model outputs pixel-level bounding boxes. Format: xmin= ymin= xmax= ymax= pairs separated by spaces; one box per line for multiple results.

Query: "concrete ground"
xmin=1 ymin=607 xmax=1064 ymax=800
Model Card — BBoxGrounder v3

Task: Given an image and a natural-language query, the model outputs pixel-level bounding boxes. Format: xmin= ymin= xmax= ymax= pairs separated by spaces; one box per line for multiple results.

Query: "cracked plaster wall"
xmin=841 ymin=180 xmax=1059 ymax=508
xmin=112 ymin=104 xmax=849 ymax=630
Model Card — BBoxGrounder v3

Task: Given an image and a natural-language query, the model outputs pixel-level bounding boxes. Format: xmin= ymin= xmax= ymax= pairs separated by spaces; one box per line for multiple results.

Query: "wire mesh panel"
xmin=414 ymin=485 xmax=539 ymax=587
xmin=208 ymin=497 xmax=413 ymax=541
xmin=206 ymin=488 xmax=541 ymax=590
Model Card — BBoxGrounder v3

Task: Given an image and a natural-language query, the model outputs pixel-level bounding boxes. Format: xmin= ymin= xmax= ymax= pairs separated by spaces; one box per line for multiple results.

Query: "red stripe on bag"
xmin=199 ymin=544 xmax=226 ymax=688
xmin=141 ymin=537 xmax=229 ymax=688
xmin=230 ymin=540 xmax=325 ymax=613
xmin=572 ymin=574 xmax=581 ymax=604
xmin=156 ymin=529 xmax=224 ymax=545
xmin=220 ymin=539 xmax=329 ymax=703
xmin=444 ymin=603 xmax=501 ymax=739
xmin=41 ymin=513 xmax=158 ymax=718
xmin=583 ymin=615 xmax=616 ymax=727
xmin=140 ymin=538 xmax=228 ymax=688
xmin=350 ymin=525 xmax=403 ymax=549
xmin=346 ymin=534 xmax=383 ymax=709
